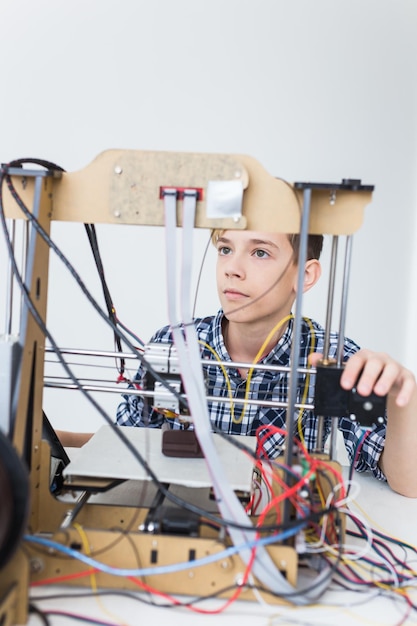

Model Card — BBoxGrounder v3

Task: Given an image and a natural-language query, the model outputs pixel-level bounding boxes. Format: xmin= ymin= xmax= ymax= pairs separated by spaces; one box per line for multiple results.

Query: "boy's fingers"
xmin=308 ymin=352 xmax=323 ymax=367
xmin=339 ymin=350 xmax=380 ymax=390
xmin=341 ymin=350 xmax=416 ymax=406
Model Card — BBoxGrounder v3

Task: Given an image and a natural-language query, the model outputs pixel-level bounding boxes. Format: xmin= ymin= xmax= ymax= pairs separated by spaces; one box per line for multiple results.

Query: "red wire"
xmin=30 ymin=567 xmax=100 ymax=587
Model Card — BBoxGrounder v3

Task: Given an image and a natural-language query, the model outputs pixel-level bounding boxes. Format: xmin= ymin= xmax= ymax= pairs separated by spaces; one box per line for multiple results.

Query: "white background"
xmin=1 ymin=0 xmax=416 ymax=434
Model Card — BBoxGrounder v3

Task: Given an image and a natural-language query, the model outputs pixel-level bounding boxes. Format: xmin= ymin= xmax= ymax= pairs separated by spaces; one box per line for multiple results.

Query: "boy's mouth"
xmin=223 ymin=288 xmax=249 ymax=299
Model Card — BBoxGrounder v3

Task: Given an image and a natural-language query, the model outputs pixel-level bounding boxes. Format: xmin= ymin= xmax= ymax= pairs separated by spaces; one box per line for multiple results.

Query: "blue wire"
xmin=24 ymin=523 xmax=305 ymax=578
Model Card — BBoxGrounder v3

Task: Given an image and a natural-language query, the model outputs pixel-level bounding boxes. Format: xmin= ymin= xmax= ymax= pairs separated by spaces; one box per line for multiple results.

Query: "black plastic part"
xmin=158 ymin=506 xmax=200 ymax=536
xmin=349 ymin=386 xmax=387 ymax=426
xmin=0 ymin=430 xmax=30 ymax=569
xmin=314 ymin=365 xmax=350 ymax=416
xmin=314 ymin=364 xmax=386 ymax=427
xmin=293 ymin=179 xmax=374 ymax=192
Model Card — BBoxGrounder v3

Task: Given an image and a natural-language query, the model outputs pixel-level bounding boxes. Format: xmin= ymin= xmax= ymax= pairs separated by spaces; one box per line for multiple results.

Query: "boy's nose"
xmin=225 ymin=259 xmax=245 ymax=279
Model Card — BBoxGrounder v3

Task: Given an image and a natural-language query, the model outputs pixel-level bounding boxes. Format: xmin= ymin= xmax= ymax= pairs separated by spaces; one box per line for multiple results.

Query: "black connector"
xmin=157 ymin=506 xmax=200 ymax=536
xmin=314 ymin=363 xmax=386 ymax=427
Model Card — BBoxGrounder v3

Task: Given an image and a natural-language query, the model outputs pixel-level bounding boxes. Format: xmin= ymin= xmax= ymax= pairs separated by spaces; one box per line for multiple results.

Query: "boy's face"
xmin=215 ymin=229 xmax=300 ymax=327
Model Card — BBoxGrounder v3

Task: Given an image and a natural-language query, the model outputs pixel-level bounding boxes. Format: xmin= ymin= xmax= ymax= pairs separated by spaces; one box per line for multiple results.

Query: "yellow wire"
xmin=243 ymin=314 xmax=316 ymax=437
xmin=237 ymin=314 xmax=293 ymax=425
xmin=199 ymin=339 xmax=236 ymax=422
xmin=200 ymin=315 xmax=292 ymax=427
xmin=73 ymin=523 xmax=129 ymax=626
xmin=199 ymin=314 xmax=315 ymax=441
xmin=297 ymin=316 xmax=316 ymax=445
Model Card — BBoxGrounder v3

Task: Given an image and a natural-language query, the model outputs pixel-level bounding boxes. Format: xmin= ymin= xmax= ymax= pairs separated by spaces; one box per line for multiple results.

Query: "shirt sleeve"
xmin=115 ymin=327 xmax=173 ymax=428
xmin=116 ymin=375 xmax=165 ymax=428
xmin=335 ymin=336 xmax=387 ymax=480
xmin=338 ymin=417 xmax=386 ymax=480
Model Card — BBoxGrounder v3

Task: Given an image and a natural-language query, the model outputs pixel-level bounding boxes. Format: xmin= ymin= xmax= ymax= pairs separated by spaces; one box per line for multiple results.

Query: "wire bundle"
xmin=2 ymin=159 xmax=417 ymax=625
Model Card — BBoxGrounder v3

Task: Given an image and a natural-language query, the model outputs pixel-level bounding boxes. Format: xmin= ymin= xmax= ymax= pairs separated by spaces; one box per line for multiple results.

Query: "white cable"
xmin=162 ymin=190 xmax=333 ymax=604
xmin=163 ymin=191 xmax=302 ymax=598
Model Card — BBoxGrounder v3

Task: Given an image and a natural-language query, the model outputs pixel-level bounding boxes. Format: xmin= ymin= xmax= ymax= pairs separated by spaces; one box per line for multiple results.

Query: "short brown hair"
xmin=289 ymin=233 xmax=323 ymax=261
xmin=211 ymin=230 xmax=323 ymax=262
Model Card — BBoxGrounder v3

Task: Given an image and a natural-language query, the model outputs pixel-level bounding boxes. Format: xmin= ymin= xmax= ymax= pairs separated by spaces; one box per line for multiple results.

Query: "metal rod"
xmin=44 ymin=350 xmax=315 ymax=376
xmin=42 ymin=380 xmax=315 ymax=411
xmin=315 ymin=416 xmax=324 ymax=453
xmin=284 ymin=188 xmax=311 ymax=469
xmin=4 ymin=219 xmax=15 ymax=335
xmin=45 ymin=347 xmax=143 ymax=359
xmin=282 ymin=188 xmax=312 ymax=533
xmin=314 ymin=235 xmax=339 ymax=454
xmin=18 ymin=175 xmax=43 ymax=342
xmin=19 ymin=220 xmax=29 ymax=330
xmin=329 ymin=418 xmax=338 ymax=461
xmin=60 ymin=491 xmax=90 ymax=529
xmin=11 ymin=174 xmax=44 ymax=427
xmin=336 ymin=235 xmax=353 ymax=367
xmin=322 ymin=235 xmax=339 ymax=362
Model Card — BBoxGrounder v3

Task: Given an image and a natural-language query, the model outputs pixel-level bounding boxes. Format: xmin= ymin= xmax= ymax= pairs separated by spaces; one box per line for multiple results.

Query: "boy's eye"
xmin=254 ymin=249 xmax=269 ymax=258
xmin=218 ymin=245 xmax=231 ymax=256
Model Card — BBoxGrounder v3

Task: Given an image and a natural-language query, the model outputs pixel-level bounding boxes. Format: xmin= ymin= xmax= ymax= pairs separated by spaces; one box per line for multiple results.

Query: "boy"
xmin=116 ymin=228 xmax=417 ymax=497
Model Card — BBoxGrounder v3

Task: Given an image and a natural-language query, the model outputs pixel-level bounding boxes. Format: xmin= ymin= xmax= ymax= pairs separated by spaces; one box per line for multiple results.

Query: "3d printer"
xmin=0 ymin=151 xmax=381 ymax=625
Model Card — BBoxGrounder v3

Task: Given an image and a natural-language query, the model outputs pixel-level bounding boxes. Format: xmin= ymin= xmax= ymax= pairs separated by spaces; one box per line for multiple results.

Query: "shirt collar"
xmin=213 ymin=310 xmax=295 ymax=365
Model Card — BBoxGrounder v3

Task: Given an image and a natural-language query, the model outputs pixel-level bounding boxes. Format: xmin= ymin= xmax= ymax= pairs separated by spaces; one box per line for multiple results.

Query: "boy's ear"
xmin=297 ymin=259 xmax=322 ymax=294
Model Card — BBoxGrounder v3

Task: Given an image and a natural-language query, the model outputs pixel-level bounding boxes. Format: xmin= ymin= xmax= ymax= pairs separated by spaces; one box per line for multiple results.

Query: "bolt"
xmin=114 ymin=166 xmax=123 ymax=175
xmin=30 ymin=558 xmax=44 ymax=574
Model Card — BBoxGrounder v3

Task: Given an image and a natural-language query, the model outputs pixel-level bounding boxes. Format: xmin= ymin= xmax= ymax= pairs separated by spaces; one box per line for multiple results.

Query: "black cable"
xmin=42 ymin=611 xmax=118 ymax=626
xmin=2 ymin=158 xmax=352 ymax=617
xmin=2 ymin=168 xmax=337 ymax=535
xmin=84 ymin=223 xmax=126 ymax=377
xmin=1 ymin=162 xmax=336 ymax=535
xmin=4 ymin=162 xmax=312 ymax=477
xmin=346 ymin=527 xmax=416 ymax=584
xmin=5 ymin=159 xmax=408 ymax=611
xmin=2 ymin=167 xmax=187 ymax=413
xmin=29 ymin=603 xmax=52 ymax=626
xmin=113 ymin=316 xmax=144 ymax=348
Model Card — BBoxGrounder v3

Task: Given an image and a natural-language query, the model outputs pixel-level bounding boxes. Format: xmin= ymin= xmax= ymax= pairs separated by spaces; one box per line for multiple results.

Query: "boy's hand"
xmin=309 ymin=350 xmax=417 ymax=497
xmin=340 ymin=350 xmax=416 ymax=408
xmin=310 ymin=350 xmax=416 ymax=408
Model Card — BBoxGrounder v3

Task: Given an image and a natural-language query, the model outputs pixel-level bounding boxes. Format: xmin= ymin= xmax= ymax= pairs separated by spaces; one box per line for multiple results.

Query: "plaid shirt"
xmin=116 ymin=311 xmax=386 ymax=479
